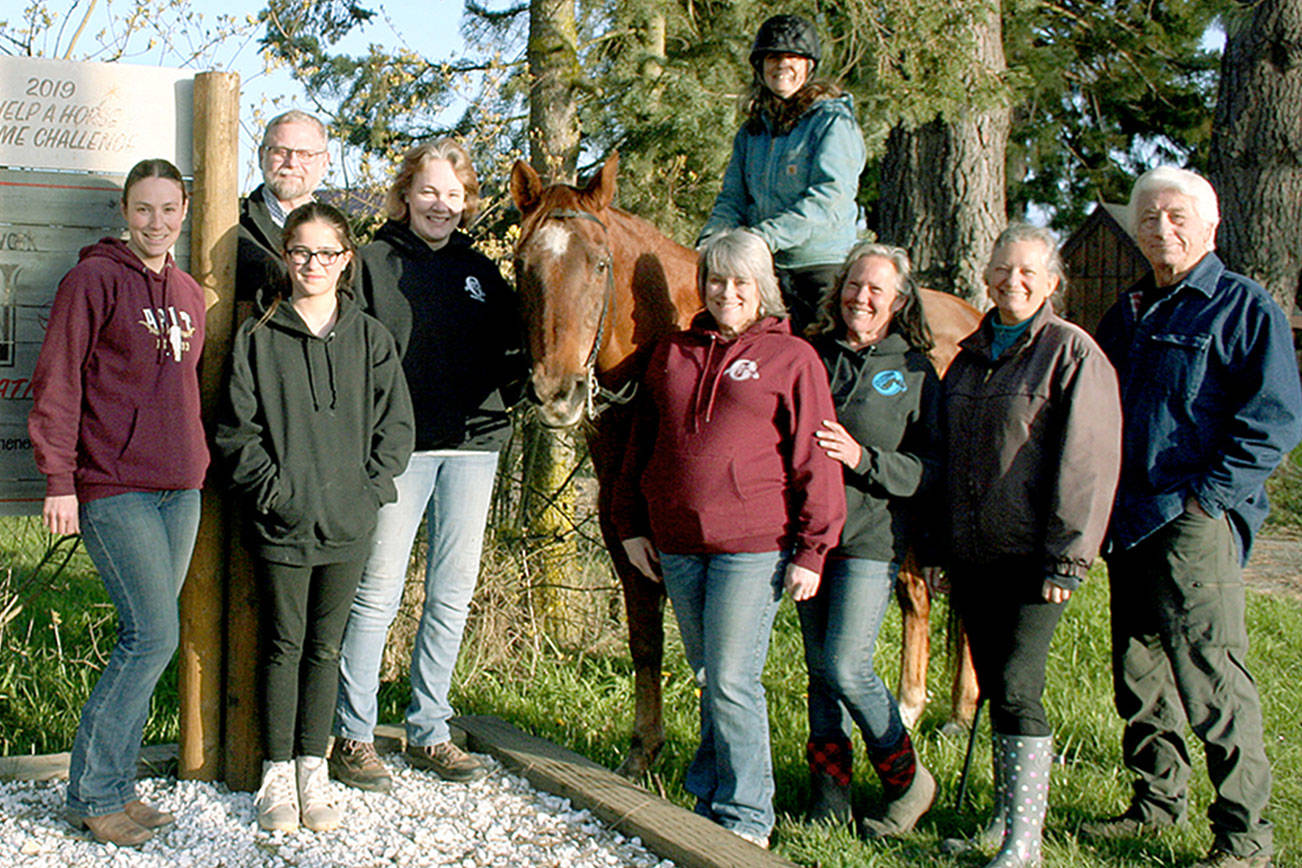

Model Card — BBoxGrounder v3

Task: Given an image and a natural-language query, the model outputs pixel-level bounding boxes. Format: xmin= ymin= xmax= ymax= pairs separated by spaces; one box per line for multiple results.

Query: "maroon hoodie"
xmin=29 ymin=238 xmax=209 ymax=502
xmin=614 ymin=314 xmax=845 ymax=572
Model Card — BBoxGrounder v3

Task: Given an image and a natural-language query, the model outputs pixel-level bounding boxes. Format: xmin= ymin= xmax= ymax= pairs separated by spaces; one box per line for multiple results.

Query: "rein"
xmin=540 ymin=208 xmax=639 ymax=419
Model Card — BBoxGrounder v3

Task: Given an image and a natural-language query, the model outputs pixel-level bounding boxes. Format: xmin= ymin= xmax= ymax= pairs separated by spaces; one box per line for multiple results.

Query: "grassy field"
xmin=2 ymin=445 xmax=1301 ymax=866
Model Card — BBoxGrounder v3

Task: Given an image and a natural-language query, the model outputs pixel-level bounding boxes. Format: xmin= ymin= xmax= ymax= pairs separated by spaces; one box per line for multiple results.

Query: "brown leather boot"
xmin=124 ymin=799 xmax=175 ymax=829
xmin=67 ymin=810 xmax=154 ymax=847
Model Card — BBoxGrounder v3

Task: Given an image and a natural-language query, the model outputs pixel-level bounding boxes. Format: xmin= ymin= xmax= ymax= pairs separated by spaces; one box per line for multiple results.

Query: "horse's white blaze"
xmin=533 ymin=223 xmax=572 ymax=259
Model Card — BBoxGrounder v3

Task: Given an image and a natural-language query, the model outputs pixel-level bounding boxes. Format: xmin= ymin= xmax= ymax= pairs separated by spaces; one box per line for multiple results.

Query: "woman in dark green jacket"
xmin=802 ymin=242 xmax=942 ymax=835
xmin=217 ymin=202 xmax=414 ymax=834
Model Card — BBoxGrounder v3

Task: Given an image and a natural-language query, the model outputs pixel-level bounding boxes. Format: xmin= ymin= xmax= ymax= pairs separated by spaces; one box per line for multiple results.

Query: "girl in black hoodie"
xmin=216 ymin=202 xmax=413 ymax=833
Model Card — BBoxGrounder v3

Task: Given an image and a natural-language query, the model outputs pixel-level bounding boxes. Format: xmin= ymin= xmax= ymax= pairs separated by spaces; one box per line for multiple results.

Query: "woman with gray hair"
xmin=798 ymin=242 xmax=942 ymax=835
xmin=614 ymin=228 xmax=846 ymax=848
xmin=937 ymin=223 xmax=1121 ymax=867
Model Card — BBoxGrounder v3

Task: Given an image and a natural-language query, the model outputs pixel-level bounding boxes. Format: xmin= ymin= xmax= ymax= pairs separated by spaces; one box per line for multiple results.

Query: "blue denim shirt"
xmin=1096 ymin=253 xmax=1302 ymax=561
xmin=698 ymin=94 xmax=866 ymax=269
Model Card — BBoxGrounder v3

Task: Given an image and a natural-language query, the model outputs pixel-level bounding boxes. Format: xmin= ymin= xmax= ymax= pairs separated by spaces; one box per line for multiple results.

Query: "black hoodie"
xmin=359 ymin=221 xmax=526 ymax=452
xmin=216 ymin=290 xmax=415 ymax=566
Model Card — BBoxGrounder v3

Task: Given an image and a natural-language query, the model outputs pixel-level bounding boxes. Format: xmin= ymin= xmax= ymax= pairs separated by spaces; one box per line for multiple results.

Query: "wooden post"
xmin=178 ymin=70 xmax=240 ymax=781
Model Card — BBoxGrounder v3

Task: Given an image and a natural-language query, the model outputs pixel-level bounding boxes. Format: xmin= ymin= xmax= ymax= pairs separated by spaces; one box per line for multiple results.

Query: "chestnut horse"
xmin=510 ymin=153 xmax=979 ymax=776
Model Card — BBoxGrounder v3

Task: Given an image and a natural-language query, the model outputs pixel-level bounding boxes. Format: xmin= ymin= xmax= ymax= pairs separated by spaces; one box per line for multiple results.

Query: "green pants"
xmin=1105 ymin=510 xmax=1272 ymax=859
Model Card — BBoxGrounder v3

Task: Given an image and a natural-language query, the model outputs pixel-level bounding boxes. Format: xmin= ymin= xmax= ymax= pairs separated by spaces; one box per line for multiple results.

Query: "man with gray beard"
xmin=237 ymin=110 xmax=332 ymax=301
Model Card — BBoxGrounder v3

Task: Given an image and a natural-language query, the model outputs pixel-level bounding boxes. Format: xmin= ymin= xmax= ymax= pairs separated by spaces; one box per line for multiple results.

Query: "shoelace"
xmin=256 ymin=766 xmax=296 ymax=808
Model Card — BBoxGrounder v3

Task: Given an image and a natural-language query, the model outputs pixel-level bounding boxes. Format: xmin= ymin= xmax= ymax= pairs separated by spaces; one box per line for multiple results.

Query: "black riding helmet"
xmin=749 ymin=14 xmax=820 ymax=73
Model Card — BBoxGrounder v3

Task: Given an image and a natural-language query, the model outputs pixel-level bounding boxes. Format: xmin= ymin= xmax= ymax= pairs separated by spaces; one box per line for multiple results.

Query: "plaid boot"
xmin=807 ymin=739 xmax=853 ymax=825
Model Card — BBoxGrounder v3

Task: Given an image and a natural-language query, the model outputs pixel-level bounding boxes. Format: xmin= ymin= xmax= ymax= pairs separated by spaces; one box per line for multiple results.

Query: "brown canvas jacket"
xmin=944 ymin=302 xmax=1122 ymax=586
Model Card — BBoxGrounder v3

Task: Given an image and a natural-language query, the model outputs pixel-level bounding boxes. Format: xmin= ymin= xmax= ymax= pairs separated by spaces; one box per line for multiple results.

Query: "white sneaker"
xmin=255 ymin=760 xmax=299 ymax=832
xmin=732 ymin=827 xmax=770 ymax=849
xmin=296 ymin=756 xmax=340 ymax=832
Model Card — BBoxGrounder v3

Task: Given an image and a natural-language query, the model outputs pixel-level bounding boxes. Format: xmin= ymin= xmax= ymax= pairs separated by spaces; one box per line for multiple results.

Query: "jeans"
xmin=335 ymin=451 xmax=498 ymax=746
xmin=259 ymin=558 xmax=365 ymax=761
xmin=797 ymin=558 xmax=904 ymax=749
xmin=67 ymin=489 xmax=201 ymax=816
xmin=1106 ymin=510 xmax=1273 ymax=859
xmin=659 ymin=550 xmax=786 ymax=839
xmin=950 ymin=558 xmax=1065 ymax=736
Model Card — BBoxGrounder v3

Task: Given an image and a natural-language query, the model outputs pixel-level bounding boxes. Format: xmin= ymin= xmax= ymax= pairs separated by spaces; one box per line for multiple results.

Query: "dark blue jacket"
xmin=1096 ymin=252 xmax=1302 ymax=562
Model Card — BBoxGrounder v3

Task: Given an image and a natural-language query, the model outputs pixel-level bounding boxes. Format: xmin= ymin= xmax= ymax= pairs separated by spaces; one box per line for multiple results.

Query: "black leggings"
xmin=951 ymin=560 xmax=1066 ymax=736
xmin=258 ymin=558 xmax=365 ymax=760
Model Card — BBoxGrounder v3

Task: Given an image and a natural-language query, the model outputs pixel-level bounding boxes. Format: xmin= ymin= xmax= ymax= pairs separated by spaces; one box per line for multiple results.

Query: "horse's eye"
xmin=596 ymin=259 xmax=610 ymax=273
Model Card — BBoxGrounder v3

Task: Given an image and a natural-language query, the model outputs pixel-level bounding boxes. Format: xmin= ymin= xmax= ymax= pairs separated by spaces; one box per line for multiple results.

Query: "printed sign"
xmin=0 ymin=55 xmax=194 ymax=174
xmin=0 ymin=57 xmax=194 ymax=514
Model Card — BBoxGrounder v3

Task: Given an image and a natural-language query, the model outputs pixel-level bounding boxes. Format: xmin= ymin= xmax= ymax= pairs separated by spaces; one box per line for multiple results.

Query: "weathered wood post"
xmin=178 ymin=70 xmax=239 ymax=781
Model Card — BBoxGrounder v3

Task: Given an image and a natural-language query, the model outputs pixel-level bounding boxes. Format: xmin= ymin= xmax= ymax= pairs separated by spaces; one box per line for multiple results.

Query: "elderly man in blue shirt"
xmin=1088 ymin=166 xmax=1302 ymax=868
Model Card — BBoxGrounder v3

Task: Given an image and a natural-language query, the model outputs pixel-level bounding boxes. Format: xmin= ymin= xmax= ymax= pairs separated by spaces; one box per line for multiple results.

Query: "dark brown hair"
xmin=743 ymin=76 xmax=843 ymax=136
xmin=255 ymin=201 xmax=358 ymax=329
xmin=122 ymin=158 xmax=187 ymax=205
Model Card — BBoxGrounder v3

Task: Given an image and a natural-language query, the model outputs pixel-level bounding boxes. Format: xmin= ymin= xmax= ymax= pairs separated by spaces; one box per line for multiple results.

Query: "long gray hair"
xmin=808 ymin=241 xmax=933 ymax=352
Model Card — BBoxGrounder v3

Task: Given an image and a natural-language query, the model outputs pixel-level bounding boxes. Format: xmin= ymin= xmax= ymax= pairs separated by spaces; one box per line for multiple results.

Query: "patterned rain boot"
xmin=860 ymin=730 xmax=936 ymax=838
xmin=806 ymin=739 xmax=853 ymax=825
xmin=983 ymin=733 xmax=1052 ymax=868
xmin=941 ymin=732 xmax=1009 ymax=854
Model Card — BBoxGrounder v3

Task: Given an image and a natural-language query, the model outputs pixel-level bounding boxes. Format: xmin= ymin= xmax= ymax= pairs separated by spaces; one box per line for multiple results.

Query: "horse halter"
xmin=539 ymin=208 xmax=638 ymax=419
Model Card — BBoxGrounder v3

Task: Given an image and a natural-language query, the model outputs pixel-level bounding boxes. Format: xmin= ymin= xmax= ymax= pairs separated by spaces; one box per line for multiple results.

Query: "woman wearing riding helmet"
xmin=698 ymin=14 xmax=867 ymax=332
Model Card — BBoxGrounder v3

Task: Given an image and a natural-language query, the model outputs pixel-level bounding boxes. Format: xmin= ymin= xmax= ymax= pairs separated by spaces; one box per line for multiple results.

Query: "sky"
xmin=17 ymin=0 xmax=471 ymax=188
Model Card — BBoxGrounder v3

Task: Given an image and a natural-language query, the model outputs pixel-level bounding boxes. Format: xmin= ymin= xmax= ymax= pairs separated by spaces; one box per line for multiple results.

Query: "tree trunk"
xmin=877 ymin=0 xmax=1009 ymax=306
xmin=522 ymin=0 xmax=586 ymax=645
xmin=1209 ymin=0 xmax=1302 ymax=311
xmin=527 ymin=0 xmax=582 ymax=183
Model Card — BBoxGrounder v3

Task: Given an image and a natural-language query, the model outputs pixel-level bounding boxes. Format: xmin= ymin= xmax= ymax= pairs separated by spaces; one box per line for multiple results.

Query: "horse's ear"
xmin=510 ymin=160 xmax=543 ymax=213
xmin=582 ymin=152 xmax=619 ymax=212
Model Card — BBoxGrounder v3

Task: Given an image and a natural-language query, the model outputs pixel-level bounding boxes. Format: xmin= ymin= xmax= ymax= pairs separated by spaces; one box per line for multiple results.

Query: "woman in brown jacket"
xmin=935 ymin=224 xmax=1121 ymax=868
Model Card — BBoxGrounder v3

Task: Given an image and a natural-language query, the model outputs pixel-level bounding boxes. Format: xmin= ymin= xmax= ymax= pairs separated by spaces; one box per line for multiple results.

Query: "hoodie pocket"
xmin=314 ymin=465 xmax=380 ymax=543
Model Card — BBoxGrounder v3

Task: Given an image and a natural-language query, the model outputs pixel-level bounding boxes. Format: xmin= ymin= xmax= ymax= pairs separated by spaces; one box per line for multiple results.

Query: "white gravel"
xmin=0 ymin=751 xmax=675 ymax=867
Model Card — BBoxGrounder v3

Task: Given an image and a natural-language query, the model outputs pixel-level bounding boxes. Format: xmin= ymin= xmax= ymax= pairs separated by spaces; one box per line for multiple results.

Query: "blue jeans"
xmin=68 ymin=489 xmax=201 ymax=816
xmin=659 ymin=550 xmax=786 ymax=839
xmin=335 ymin=451 xmax=497 ymax=746
xmin=797 ymin=558 xmax=904 ymax=749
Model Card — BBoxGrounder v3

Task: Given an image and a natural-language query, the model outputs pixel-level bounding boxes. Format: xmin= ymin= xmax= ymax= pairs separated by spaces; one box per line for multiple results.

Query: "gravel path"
xmin=0 ymin=751 xmax=674 ymax=867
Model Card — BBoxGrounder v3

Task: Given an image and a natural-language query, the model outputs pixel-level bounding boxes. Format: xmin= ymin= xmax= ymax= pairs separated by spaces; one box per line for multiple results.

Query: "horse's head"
xmin=511 ymin=153 xmax=620 ymax=429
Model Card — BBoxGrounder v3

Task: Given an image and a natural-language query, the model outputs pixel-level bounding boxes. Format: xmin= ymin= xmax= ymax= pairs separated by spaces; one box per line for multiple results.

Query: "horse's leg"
xmin=590 ymin=412 xmax=666 ymax=778
xmin=895 ymin=548 xmax=930 ymax=729
xmin=949 ymin=620 xmax=979 ymax=730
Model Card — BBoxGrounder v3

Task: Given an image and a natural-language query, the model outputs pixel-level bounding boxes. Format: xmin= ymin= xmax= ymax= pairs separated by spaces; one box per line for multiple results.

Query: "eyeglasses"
xmin=262 ymin=145 xmax=327 ymax=162
xmin=286 ymin=247 xmax=345 ymax=266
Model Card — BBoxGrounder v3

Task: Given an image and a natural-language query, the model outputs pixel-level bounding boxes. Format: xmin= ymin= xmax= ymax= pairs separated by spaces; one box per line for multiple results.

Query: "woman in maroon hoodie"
xmin=616 ymin=228 xmax=845 ymax=848
xmin=28 ymin=159 xmax=208 ymax=848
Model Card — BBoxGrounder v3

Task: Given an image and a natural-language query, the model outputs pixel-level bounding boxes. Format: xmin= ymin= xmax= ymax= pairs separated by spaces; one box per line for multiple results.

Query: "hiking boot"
xmin=67 ymin=809 xmax=153 ymax=847
xmin=255 ymin=759 xmax=299 ymax=832
xmin=405 ymin=740 xmax=488 ymax=782
xmin=1079 ymin=807 xmax=1174 ymax=841
xmin=859 ymin=763 xmax=936 ymax=838
xmin=296 ymin=756 xmax=340 ymax=832
xmin=861 ymin=731 xmax=935 ymax=838
xmin=329 ymin=738 xmax=393 ymax=793
xmin=124 ymin=799 xmax=175 ymax=829
xmin=1192 ymin=849 xmax=1272 ymax=868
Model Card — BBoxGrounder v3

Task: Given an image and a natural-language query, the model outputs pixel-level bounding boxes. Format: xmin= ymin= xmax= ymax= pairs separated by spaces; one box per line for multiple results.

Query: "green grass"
xmin=3 ymin=507 xmax=1300 ymax=866
xmin=442 ymin=564 xmax=1302 ymax=868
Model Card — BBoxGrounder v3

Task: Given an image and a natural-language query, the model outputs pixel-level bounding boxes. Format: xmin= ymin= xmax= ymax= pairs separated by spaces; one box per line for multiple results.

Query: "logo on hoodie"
xmin=464 ymin=275 xmax=486 ymax=302
xmin=872 ymin=369 xmax=907 ymax=396
xmin=139 ymin=306 xmax=197 ymax=362
xmin=726 ymin=359 xmax=760 ymax=381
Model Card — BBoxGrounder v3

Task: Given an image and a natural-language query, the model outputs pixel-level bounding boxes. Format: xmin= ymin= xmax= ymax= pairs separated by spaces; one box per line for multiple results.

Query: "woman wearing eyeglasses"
xmin=217 ymin=201 xmax=414 ymax=832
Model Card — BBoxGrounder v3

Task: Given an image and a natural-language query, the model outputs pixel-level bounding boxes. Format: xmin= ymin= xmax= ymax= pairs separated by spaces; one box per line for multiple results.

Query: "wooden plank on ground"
xmin=0 ymin=742 xmax=176 ymax=783
xmin=453 ymin=714 xmax=798 ymax=868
